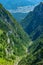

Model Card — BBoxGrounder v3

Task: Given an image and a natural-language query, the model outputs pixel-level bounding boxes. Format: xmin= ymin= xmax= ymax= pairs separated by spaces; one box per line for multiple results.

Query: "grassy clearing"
xmin=0 ymin=58 xmax=14 ymax=65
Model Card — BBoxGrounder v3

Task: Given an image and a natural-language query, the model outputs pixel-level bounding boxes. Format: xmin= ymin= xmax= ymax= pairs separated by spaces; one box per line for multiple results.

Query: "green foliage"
xmin=0 ymin=4 xmax=31 ymax=65
xmin=18 ymin=47 xmax=43 ymax=65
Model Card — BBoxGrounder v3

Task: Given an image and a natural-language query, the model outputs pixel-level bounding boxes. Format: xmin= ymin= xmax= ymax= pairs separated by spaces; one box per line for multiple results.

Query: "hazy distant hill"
xmin=12 ymin=13 xmax=27 ymax=22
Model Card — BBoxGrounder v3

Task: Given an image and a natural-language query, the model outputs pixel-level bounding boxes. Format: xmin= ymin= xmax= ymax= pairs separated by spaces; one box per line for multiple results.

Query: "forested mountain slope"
xmin=0 ymin=4 xmax=31 ymax=65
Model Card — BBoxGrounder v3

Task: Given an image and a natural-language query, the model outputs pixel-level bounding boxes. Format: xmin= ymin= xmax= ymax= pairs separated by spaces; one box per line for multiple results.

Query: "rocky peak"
xmin=40 ymin=2 xmax=43 ymax=5
xmin=33 ymin=2 xmax=43 ymax=17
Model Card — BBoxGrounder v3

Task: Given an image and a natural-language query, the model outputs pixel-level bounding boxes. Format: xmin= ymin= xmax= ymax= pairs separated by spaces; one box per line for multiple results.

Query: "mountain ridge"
xmin=21 ymin=2 xmax=43 ymax=41
xmin=19 ymin=2 xmax=43 ymax=65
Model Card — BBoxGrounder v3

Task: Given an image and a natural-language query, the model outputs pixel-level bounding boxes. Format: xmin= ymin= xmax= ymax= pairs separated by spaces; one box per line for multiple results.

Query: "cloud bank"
xmin=8 ymin=6 xmax=34 ymax=13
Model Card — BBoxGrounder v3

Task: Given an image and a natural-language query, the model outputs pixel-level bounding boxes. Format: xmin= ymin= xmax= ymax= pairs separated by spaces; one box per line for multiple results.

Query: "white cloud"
xmin=8 ymin=6 xmax=34 ymax=13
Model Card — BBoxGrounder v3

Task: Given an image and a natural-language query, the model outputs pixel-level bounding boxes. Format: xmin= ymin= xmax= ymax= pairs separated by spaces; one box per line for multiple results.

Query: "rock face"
xmin=0 ymin=4 xmax=31 ymax=61
xmin=21 ymin=2 xmax=43 ymax=41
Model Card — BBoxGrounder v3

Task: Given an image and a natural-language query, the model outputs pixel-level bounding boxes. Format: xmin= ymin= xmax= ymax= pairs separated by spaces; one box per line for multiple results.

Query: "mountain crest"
xmin=34 ymin=2 xmax=43 ymax=13
xmin=38 ymin=2 xmax=43 ymax=9
xmin=40 ymin=2 xmax=43 ymax=5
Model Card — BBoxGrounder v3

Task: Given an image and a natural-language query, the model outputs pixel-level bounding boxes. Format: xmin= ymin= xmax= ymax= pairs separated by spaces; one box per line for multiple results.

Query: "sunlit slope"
xmin=0 ymin=4 xmax=31 ymax=65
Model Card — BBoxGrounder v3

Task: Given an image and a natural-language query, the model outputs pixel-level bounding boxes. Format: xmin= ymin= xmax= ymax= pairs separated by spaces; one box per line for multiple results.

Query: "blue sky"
xmin=0 ymin=0 xmax=43 ymax=13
